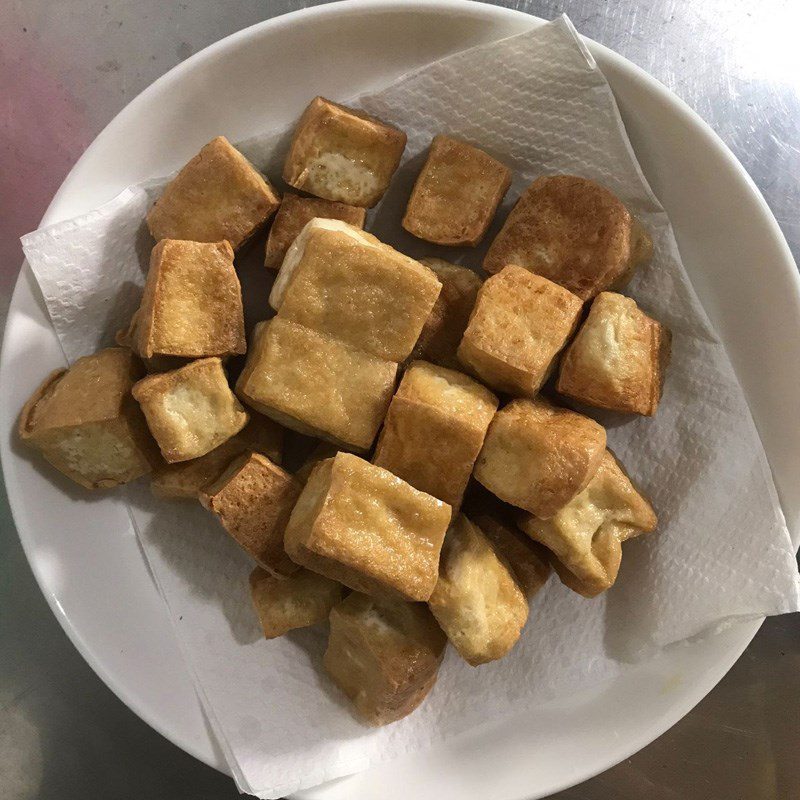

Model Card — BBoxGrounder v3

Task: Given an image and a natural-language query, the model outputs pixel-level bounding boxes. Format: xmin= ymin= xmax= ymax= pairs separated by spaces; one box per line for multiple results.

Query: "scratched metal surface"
xmin=1 ymin=1 xmax=798 ymax=798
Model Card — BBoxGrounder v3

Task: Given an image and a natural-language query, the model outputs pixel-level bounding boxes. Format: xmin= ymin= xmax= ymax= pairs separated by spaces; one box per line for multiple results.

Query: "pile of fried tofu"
xmin=20 ymin=96 xmax=670 ymax=726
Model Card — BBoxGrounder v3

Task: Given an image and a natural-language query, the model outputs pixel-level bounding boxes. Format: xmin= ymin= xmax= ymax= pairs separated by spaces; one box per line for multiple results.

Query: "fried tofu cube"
xmin=457 ymin=266 xmax=583 ymax=397
xmin=284 ymin=453 xmax=451 ymax=601
xmin=235 ymin=318 xmax=396 ymax=452
xmin=373 ymin=361 xmax=498 ymax=508
xmin=270 ymin=219 xmax=441 ymax=362
xmin=557 ymin=292 xmax=671 ymax=416
xmin=249 ymin=567 xmax=343 ymax=638
xmin=146 ymin=136 xmax=280 ymax=249
xmin=264 ymin=193 xmax=366 ymax=269
xmin=128 ymin=239 xmax=246 ymax=360
xmin=402 ymin=135 xmax=511 ymax=246
xmin=132 ymin=357 xmax=248 ymax=463
xmin=410 ymin=258 xmax=482 ymax=370
xmin=475 ymin=398 xmax=606 ymax=518
xmin=283 ymin=97 xmax=406 ymax=207
xmin=18 ymin=348 xmax=157 ymax=489
xmin=201 ymin=452 xmax=301 ymax=576
xmin=324 ymin=592 xmax=446 ymax=725
xmin=483 ymin=175 xmax=653 ymax=300
xmin=519 ymin=450 xmax=657 ymax=597
xmin=428 ymin=514 xmax=528 ymax=666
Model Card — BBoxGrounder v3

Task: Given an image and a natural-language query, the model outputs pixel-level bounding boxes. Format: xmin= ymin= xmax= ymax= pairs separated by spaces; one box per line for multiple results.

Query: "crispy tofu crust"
xmin=402 ymin=135 xmax=511 ymax=246
xmin=372 ymin=361 xmax=498 ymax=508
xmin=557 ymin=292 xmax=671 ymax=415
xmin=284 ymin=453 xmax=451 ymax=601
xmin=457 ymin=265 xmax=583 ymax=397
xmin=324 ymin=592 xmax=446 ymax=725
xmin=283 ymin=97 xmax=407 ymax=207
xmin=483 ymin=175 xmax=652 ymax=300
xmin=146 ymin=136 xmax=280 ymax=249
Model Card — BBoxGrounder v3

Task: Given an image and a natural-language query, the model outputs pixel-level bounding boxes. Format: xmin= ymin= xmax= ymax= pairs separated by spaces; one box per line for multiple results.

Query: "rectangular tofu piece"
xmin=19 ymin=348 xmax=157 ymax=489
xmin=474 ymin=398 xmax=606 ymax=518
xmin=557 ymin=292 xmax=671 ymax=416
xmin=146 ymin=136 xmax=280 ymax=249
xmin=264 ymin=193 xmax=366 ymax=269
xmin=283 ymin=96 xmax=406 ymax=207
xmin=519 ymin=450 xmax=657 ymax=597
xmin=270 ymin=219 xmax=441 ymax=362
xmin=428 ymin=514 xmax=528 ymax=666
xmin=324 ymin=592 xmax=446 ymax=725
xmin=128 ymin=239 xmax=246 ymax=360
xmin=132 ymin=357 xmax=248 ymax=463
xmin=249 ymin=567 xmax=343 ymax=639
xmin=402 ymin=135 xmax=511 ymax=246
xmin=373 ymin=361 xmax=498 ymax=508
xmin=284 ymin=453 xmax=451 ymax=601
xmin=235 ymin=318 xmax=396 ymax=452
xmin=457 ymin=265 xmax=583 ymax=397
xmin=201 ymin=452 xmax=301 ymax=576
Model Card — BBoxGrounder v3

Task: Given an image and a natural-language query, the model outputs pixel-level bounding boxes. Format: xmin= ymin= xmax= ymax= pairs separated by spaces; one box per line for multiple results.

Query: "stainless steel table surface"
xmin=1 ymin=1 xmax=798 ymax=798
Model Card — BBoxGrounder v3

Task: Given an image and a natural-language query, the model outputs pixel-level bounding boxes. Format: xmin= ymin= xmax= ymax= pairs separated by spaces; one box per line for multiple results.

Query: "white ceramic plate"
xmin=2 ymin=2 xmax=799 ymax=798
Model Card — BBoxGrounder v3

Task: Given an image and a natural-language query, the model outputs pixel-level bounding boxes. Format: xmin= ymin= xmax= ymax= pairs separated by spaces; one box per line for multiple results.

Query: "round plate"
xmin=2 ymin=2 xmax=799 ymax=799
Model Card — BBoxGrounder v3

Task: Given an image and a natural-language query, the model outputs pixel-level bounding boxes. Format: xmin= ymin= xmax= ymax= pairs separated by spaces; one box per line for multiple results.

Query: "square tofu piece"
xmin=410 ymin=258 xmax=482 ymax=370
xmin=132 ymin=357 xmax=248 ymax=463
xmin=19 ymin=348 xmax=157 ymax=489
xmin=475 ymin=398 xmax=606 ymax=518
xmin=201 ymin=453 xmax=301 ymax=576
xmin=373 ymin=361 xmax=498 ymax=508
xmin=283 ymin=97 xmax=407 ymax=207
xmin=151 ymin=414 xmax=283 ymax=499
xmin=146 ymin=136 xmax=280 ymax=249
xmin=402 ymin=135 xmax=511 ymax=246
xmin=557 ymin=292 xmax=671 ymax=416
xmin=264 ymin=193 xmax=366 ymax=269
xmin=428 ymin=514 xmax=528 ymax=666
xmin=129 ymin=239 xmax=246 ymax=360
xmin=235 ymin=318 xmax=397 ymax=451
xmin=483 ymin=175 xmax=653 ymax=300
xmin=250 ymin=567 xmax=343 ymax=638
xmin=519 ymin=450 xmax=657 ymax=597
xmin=270 ymin=219 xmax=441 ymax=362
xmin=284 ymin=453 xmax=451 ymax=601
xmin=457 ymin=266 xmax=583 ymax=397
xmin=324 ymin=592 xmax=446 ymax=725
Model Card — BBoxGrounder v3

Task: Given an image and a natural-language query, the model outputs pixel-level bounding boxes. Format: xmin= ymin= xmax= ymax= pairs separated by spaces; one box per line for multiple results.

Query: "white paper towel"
xmin=20 ymin=16 xmax=800 ymax=798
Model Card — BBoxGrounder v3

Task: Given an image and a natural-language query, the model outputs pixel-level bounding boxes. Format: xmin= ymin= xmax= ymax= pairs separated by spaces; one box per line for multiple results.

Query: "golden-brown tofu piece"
xmin=373 ymin=361 xmax=498 ymax=508
xmin=402 ymin=135 xmax=511 ymax=246
xmin=475 ymin=398 xmax=606 ymax=518
xmin=270 ymin=219 xmax=441 ymax=362
xmin=284 ymin=453 xmax=451 ymax=601
xmin=146 ymin=136 xmax=280 ymax=249
xmin=283 ymin=97 xmax=407 ymax=207
xmin=201 ymin=452 xmax=301 ymax=576
xmin=410 ymin=258 xmax=482 ymax=370
xmin=557 ymin=292 xmax=671 ymax=416
xmin=428 ymin=514 xmax=527 ymax=666
xmin=128 ymin=239 xmax=246 ymax=360
xmin=18 ymin=348 xmax=157 ymax=489
xmin=519 ymin=450 xmax=657 ymax=597
xmin=324 ymin=592 xmax=446 ymax=725
xmin=249 ymin=567 xmax=343 ymax=638
xmin=264 ymin=193 xmax=366 ymax=269
xmin=457 ymin=266 xmax=583 ymax=397
xmin=150 ymin=415 xmax=283 ymax=499
xmin=483 ymin=175 xmax=653 ymax=300
xmin=132 ymin=357 xmax=248 ymax=463
xmin=235 ymin=318 xmax=396 ymax=452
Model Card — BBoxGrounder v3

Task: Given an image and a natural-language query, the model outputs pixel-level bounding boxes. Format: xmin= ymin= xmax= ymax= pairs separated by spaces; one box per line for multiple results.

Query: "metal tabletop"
xmin=1 ymin=1 xmax=798 ymax=798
